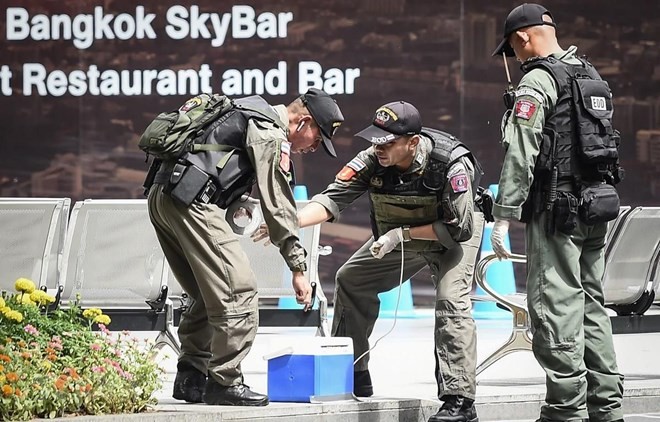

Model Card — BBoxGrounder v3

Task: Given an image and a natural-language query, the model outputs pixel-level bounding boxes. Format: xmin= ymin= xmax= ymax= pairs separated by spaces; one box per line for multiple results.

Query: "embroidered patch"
xmin=347 ymin=157 xmax=366 ymax=172
xmin=514 ymin=87 xmax=544 ymax=104
xmin=449 ymin=174 xmax=468 ymax=193
xmin=514 ymin=99 xmax=537 ymax=120
xmin=370 ymin=176 xmax=383 ymax=187
xmin=279 ymin=141 xmax=291 ymax=172
xmin=179 ymin=96 xmax=202 ymax=112
xmin=336 ymin=166 xmax=356 ymax=181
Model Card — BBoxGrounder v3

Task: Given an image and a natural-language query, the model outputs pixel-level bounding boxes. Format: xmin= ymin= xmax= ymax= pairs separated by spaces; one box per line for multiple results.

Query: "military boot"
xmin=203 ymin=378 xmax=269 ymax=406
xmin=172 ymin=362 xmax=207 ymax=403
xmin=353 ymin=370 xmax=373 ymax=397
xmin=428 ymin=395 xmax=478 ymax=422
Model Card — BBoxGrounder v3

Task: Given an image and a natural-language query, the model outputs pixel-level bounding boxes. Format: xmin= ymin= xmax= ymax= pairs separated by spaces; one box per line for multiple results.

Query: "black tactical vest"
xmin=519 ymin=55 xmax=621 ymax=221
xmin=521 ymin=56 xmax=620 ymax=189
xmin=157 ymin=95 xmax=284 ymax=207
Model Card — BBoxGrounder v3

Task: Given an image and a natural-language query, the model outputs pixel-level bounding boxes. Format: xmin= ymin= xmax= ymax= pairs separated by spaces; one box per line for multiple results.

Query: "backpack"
xmin=138 ymin=93 xmax=234 ymax=161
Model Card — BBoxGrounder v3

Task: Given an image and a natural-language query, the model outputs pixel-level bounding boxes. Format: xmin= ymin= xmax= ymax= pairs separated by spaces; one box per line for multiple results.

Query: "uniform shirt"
xmin=493 ymin=46 xmax=582 ymax=221
xmin=311 ymin=135 xmax=474 ymax=248
xmin=245 ymin=104 xmax=306 ymax=271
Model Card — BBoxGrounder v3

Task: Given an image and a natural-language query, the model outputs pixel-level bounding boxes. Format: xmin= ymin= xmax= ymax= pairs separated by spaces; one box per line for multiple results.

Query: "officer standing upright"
xmin=146 ymin=88 xmax=344 ymax=406
xmin=255 ymin=101 xmax=483 ymax=422
xmin=490 ymin=4 xmax=624 ymax=422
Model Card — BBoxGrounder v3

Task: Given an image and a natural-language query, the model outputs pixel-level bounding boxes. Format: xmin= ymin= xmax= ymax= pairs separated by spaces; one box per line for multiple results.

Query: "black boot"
xmin=428 ymin=395 xmax=478 ymax=422
xmin=354 ymin=370 xmax=373 ymax=397
xmin=172 ymin=363 xmax=207 ymax=403
xmin=203 ymin=379 xmax=269 ymax=406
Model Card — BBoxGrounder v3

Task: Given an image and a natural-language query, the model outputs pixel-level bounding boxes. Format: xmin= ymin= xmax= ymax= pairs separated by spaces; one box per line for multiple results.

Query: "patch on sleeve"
xmin=347 ymin=157 xmax=366 ymax=172
xmin=279 ymin=141 xmax=291 ymax=172
xmin=449 ymin=173 xmax=469 ymax=193
xmin=336 ymin=157 xmax=365 ymax=182
xmin=336 ymin=166 xmax=356 ymax=182
xmin=514 ymin=99 xmax=537 ymax=121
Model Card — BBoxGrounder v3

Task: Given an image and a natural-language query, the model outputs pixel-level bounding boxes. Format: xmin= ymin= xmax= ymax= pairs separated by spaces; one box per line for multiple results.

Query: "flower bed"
xmin=0 ymin=278 xmax=164 ymax=420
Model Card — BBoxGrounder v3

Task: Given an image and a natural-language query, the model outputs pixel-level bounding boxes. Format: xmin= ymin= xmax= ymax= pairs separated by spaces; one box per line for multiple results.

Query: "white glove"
xmin=369 ymin=227 xmax=404 ymax=259
xmin=490 ymin=218 xmax=512 ymax=260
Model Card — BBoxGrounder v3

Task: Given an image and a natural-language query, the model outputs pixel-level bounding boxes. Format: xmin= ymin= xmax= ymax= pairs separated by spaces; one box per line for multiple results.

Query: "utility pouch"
xmin=167 ymin=163 xmax=210 ymax=207
xmin=553 ymin=191 xmax=578 ymax=234
xmin=474 ymin=186 xmax=494 ymax=222
xmin=142 ymin=158 xmax=161 ymax=197
xmin=578 ymin=183 xmax=620 ymax=225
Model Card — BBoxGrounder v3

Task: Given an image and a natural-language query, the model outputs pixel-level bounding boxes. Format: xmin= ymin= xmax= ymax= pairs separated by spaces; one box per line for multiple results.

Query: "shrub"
xmin=0 ymin=278 xmax=164 ymax=420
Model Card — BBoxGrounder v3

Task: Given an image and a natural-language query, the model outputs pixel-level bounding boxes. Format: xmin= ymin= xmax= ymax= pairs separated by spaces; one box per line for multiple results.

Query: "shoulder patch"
xmin=514 ymin=87 xmax=544 ymax=104
xmin=347 ymin=157 xmax=366 ymax=172
xmin=514 ymin=99 xmax=538 ymax=121
xmin=449 ymin=173 xmax=469 ymax=193
xmin=336 ymin=166 xmax=356 ymax=182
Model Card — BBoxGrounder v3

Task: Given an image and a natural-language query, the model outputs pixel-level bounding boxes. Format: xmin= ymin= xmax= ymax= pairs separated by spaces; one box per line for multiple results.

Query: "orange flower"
xmin=0 ymin=364 xmax=4 ymax=372
xmin=21 ymin=352 xmax=31 ymax=360
xmin=45 ymin=347 xmax=55 ymax=354
xmin=2 ymin=385 xmax=13 ymax=396
xmin=17 ymin=340 xmax=26 ymax=348
xmin=64 ymin=367 xmax=80 ymax=380
xmin=14 ymin=387 xmax=21 ymax=397
xmin=47 ymin=353 xmax=57 ymax=362
xmin=6 ymin=372 xmax=18 ymax=383
xmin=0 ymin=354 xmax=10 ymax=362
xmin=54 ymin=379 xmax=65 ymax=390
xmin=84 ymin=384 xmax=92 ymax=392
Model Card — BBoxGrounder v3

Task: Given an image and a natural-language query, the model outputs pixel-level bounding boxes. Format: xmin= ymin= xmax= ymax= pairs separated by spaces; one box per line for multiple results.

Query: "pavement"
xmin=72 ymin=307 xmax=660 ymax=422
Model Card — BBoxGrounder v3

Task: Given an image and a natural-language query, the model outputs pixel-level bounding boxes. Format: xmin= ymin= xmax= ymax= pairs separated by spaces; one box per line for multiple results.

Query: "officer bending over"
xmin=147 ymin=88 xmax=343 ymax=407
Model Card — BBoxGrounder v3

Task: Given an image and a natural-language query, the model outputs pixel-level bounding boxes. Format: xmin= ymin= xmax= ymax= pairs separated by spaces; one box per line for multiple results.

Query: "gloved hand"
xmin=490 ymin=218 xmax=512 ymax=260
xmin=369 ymin=227 xmax=404 ymax=259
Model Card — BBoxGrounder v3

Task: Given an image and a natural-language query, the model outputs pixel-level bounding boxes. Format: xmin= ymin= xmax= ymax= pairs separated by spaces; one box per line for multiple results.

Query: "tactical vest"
xmin=369 ymin=128 xmax=478 ymax=251
xmin=519 ymin=56 xmax=621 ymax=220
xmin=155 ymin=95 xmax=285 ymax=208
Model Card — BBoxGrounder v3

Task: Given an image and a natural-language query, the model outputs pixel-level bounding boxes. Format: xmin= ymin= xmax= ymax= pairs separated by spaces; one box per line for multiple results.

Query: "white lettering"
xmin=23 ymin=63 xmax=48 ymax=96
xmin=165 ymin=6 xmax=189 ymax=40
xmin=233 ymin=5 xmax=255 ymax=39
xmin=299 ymin=61 xmax=361 ymax=94
xmin=0 ymin=66 xmax=13 ymax=96
xmin=209 ymin=12 xmax=231 ymax=47
xmin=188 ymin=6 xmax=211 ymax=40
xmin=6 ymin=8 xmax=29 ymax=40
xmin=72 ymin=14 xmax=93 ymax=49
xmin=591 ymin=96 xmax=607 ymax=111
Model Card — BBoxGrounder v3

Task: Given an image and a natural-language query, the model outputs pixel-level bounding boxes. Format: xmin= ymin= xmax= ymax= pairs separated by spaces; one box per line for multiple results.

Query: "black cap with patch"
xmin=492 ymin=3 xmax=555 ymax=57
xmin=301 ymin=88 xmax=344 ymax=157
xmin=354 ymin=101 xmax=422 ymax=145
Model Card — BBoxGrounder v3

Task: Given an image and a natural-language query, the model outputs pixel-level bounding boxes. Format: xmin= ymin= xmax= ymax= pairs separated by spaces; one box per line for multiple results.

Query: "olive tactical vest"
xmin=369 ymin=128 xmax=478 ymax=251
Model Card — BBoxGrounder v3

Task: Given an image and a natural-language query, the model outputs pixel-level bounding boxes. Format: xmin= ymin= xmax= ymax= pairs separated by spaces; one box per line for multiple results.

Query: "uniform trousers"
xmin=148 ymin=184 xmax=259 ymax=386
xmin=527 ymin=213 xmax=624 ymax=421
xmin=331 ymin=213 xmax=484 ymax=399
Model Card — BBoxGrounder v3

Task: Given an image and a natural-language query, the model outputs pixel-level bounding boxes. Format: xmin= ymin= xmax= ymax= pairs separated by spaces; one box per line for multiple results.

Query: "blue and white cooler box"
xmin=263 ymin=336 xmax=353 ymax=402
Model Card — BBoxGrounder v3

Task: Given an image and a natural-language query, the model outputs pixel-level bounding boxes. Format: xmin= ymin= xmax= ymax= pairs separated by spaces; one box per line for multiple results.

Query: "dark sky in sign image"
xmin=1 ymin=0 xmax=659 ymax=301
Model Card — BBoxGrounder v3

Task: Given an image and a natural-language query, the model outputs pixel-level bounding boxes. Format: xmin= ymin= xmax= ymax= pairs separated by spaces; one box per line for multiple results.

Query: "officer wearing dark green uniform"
xmin=490 ymin=4 xmax=624 ymax=422
xmin=147 ymin=89 xmax=344 ymax=406
xmin=295 ymin=101 xmax=482 ymax=422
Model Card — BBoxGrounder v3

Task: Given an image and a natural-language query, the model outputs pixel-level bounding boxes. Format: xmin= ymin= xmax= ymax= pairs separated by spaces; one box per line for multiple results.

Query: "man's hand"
xmin=369 ymin=227 xmax=404 ymax=259
xmin=251 ymin=223 xmax=271 ymax=245
xmin=292 ymin=271 xmax=313 ymax=311
xmin=490 ymin=218 xmax=512 ymax=260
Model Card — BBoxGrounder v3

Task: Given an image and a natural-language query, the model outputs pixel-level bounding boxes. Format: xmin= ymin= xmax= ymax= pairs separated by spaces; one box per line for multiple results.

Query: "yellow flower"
xmin=6 ymin=310 xmax=23 ymax=323
xmin=2 ymin=384 xmax=13 ymax=396
xmin=14 ymin=278 xmax=36 ymax=294
xmin=14 ymin=294 xmax=35 ymax=306
xmin=0 ymin=297 xmax=4 ymax=308
xmin=0 ymin=306 xmax=10 ymax=316
xmin=83 ymin=308 xmax=103 ymax=319
xmin=94 ymin=314 xmax=111 ymax=325
xmin=41 ymin=360 xmax=52 ymax=371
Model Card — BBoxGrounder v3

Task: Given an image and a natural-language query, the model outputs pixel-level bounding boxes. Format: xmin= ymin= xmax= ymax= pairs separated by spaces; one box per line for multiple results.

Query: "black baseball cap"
xmin=354 ymin=101 xmax=422 ymax=145
xmin=301 ymin=88 xmax=344 ymax=157
xmin=492 ymin=3 xmax=555 ymax=57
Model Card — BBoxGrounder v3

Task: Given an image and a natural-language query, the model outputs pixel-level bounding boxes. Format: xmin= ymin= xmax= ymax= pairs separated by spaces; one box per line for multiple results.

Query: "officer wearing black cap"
xmin=490 ymin=4 xmax=624 ymax=422
xmin=148 ymin=88 xmax=343 ymax=407
xmin=260 ymin=101 xmax=484 ymax=422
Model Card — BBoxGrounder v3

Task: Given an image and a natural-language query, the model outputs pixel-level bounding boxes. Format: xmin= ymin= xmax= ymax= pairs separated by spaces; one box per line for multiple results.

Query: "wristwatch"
xmin=402 ymin=225 xmax=412 ymax=242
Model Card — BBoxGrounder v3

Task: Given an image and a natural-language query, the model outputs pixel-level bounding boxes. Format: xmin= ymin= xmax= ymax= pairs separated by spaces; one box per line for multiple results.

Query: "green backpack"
xmin=138 ymin=93 xmax=234 ymax=161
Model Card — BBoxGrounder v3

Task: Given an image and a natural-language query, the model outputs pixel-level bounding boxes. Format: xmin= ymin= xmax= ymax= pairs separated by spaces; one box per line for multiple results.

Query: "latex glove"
xmin=369 ymin=227 xmax=404 ymax=259
xmin=250 ymin=223 xmax=271 ymax=246
xmin=490 ymin=218 xmax=512 ymax=260
xmin=291 ymin=272 xmax=312 ymax=311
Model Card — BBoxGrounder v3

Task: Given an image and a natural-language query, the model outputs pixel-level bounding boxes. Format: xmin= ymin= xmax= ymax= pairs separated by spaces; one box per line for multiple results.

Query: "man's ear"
xmin=515 ymin=30 xmax=529 ymax=45
xmin=408 ymin=134 xmax=420 ymax=148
